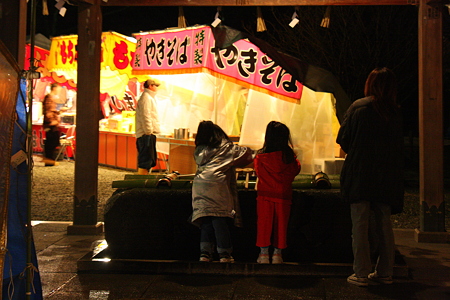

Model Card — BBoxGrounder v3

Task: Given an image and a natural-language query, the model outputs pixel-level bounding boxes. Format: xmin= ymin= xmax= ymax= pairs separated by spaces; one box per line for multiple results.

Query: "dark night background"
xmin=28 ymin=3 xmax=450 ymax=139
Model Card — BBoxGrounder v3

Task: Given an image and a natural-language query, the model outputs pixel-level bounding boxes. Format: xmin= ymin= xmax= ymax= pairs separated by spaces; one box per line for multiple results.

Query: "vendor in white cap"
xmin=135 ymin=78 xmax=161 ymax=175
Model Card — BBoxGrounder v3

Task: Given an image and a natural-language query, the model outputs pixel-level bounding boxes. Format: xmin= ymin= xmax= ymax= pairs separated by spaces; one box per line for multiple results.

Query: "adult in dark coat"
xmin=336 ymin=67 xmax=404 ymax=287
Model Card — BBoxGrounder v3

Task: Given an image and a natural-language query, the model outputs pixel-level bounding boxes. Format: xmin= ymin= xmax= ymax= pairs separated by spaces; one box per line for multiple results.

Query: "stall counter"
xmin=99 ymin=131 xmax=196 ymax=174
xmin=99 ymin=131 xmax=139 ymax=170
xmin=156 ymin=136 xmax=197 ymax=175
xmin=33 ymin=127 xmax=232 ymax=174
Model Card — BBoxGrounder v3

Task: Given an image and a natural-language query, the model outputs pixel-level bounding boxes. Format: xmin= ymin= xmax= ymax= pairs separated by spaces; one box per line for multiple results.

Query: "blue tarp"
xmin=2 ymin=79 xmax=43 ymax=300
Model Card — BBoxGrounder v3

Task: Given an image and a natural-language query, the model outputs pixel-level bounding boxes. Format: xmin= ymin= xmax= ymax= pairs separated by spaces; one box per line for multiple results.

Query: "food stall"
xmin=131 ymin=25 xmax=342 ymax=174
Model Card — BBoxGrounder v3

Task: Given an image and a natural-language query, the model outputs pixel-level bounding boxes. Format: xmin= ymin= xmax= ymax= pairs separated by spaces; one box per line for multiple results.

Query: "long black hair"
xmin=195 ymin=120 xmax=231 ymax=148
xmin=364 ymin=67 xmax=399 ymax=121
xmin=258 ymin=121 xmax=296 ymax=164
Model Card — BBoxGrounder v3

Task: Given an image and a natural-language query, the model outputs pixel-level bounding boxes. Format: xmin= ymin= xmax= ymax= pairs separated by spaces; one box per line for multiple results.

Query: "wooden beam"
xmin=68 ymin=0 xmax=103 ymax=234
xmin=99 ymin=0 xmax=417 ymax=6
xmin=417 ymin=0 xmax=446 ymax=236
xmin=76 ymin=0 xmax=95 ymax=4
xmin=18 ymin=0 xmax=27 ymax=69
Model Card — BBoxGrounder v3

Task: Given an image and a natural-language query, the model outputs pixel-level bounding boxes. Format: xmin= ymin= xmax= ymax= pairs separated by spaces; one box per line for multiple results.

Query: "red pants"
xmin=256 ymin=199 xmax=291 ymax=249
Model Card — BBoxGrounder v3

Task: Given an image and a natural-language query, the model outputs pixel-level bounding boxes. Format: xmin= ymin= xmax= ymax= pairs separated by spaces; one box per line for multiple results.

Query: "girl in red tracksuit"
xmin=254 ymin=121 xmax=301 ymax=264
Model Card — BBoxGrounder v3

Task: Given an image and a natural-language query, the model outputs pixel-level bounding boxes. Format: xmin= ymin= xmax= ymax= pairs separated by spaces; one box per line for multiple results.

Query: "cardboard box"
xmin=313 ymin=158 xmax=345 ymax=175
xmin=108 ymin=119 xmax=121 ymax=131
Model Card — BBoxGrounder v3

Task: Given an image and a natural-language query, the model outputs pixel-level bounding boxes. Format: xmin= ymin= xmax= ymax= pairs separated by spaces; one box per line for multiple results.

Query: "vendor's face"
xmin=52 ymin=86 xmax=62 ymax=96
xmin=150 ymin=84 xmax=158 ymax=92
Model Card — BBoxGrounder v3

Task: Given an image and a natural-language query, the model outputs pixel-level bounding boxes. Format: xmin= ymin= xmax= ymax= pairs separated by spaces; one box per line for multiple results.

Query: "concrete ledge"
xmin=77 ymin=242 xmax=409 ymax=278
xmin=67 ymin=223 xmax=104 ymax=235
xmin=77 ymin=252 xmax=409 ymax=278
xmin=414 ymin=228 xmax=450 ymax=243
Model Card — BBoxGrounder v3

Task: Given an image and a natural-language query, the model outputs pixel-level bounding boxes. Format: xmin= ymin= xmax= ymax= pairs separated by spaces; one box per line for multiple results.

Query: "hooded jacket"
xmin=254 ymin=151 xmax=301 ymax=204
xmin=191 ymin=140 xmax=253 ymax=227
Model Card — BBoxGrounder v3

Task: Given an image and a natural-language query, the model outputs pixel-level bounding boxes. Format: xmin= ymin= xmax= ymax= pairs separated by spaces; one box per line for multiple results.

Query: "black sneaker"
xmin=199 ymin=251 xmax=212 ymax=262
xmin=219 ymin=252 xmax=234 ymax=263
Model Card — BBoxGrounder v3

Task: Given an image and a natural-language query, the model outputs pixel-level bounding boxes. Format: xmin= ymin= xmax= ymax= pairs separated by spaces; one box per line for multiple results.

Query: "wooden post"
xmin=415 ymin=0 xmax=449 ymax=243
xmin=67 ymin=0 xmax=103 ymax=235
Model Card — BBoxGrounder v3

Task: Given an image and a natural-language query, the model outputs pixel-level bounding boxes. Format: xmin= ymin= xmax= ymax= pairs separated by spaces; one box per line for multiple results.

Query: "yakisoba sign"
xmin=132 ymin=26 xmax=303 ymax=104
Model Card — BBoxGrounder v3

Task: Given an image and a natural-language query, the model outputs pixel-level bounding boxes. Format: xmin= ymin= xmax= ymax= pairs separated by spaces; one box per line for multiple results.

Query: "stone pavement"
xmin=32 ymin=222 xmax=449 ymax=300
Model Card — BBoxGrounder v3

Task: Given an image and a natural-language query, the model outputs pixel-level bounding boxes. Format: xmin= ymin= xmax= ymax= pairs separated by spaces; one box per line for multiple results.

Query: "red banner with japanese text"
xmin=132 ymin=26 xmax=303 ymax=103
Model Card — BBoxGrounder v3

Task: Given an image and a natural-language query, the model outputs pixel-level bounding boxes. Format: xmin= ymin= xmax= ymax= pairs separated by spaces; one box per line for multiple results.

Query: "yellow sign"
xmin=47 ymin=31 xmax=147 ymax=99
xmin=47 ymin=31 xmax=136 ymax=75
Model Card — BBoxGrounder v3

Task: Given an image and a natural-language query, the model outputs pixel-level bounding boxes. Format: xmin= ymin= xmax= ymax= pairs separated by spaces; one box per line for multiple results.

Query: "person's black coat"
xmin=336 ymin=96 xmax=404 ymax=214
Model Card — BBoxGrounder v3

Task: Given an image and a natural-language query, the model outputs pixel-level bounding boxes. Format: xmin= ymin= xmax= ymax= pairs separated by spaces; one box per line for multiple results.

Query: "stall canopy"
xmin=132 ymin=25 xmax=350 ymax=174
xmin=47 ymin=31 xmax=148 ymax=100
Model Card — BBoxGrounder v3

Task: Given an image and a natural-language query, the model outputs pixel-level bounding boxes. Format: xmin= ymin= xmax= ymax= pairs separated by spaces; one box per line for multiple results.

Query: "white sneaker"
xmin=199 ymin=252 xmax=212 ymax=262
xmin=272 ymin=254 xmax=283 ymax=264
xmin=257 ymin=254 xmax=269 ymax=264
xmin=219 ymin=252 xmax=234 ymax=263
xmin=347 ymin=274 xmax=368 ymax=287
